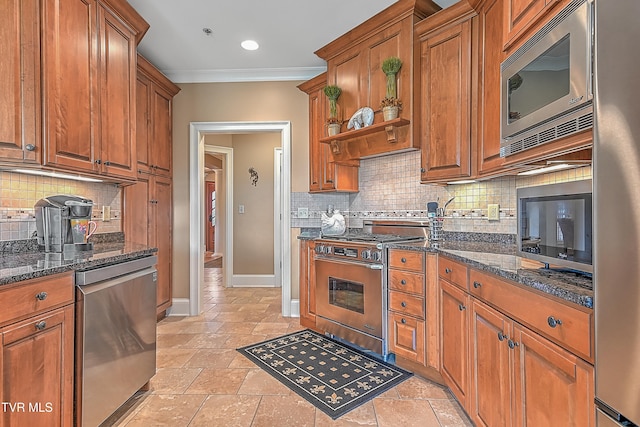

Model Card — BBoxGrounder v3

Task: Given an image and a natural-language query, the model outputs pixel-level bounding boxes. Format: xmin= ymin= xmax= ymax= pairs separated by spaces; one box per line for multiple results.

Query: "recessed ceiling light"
xmin=241 ymin=40 xmax=259 ymax=51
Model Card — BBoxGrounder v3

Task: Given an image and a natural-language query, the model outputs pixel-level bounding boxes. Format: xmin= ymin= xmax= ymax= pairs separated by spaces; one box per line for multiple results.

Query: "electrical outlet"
xmin=102 ymin=206 xmax=111 ymax=222
xmin=488 ymin=204 xmax=500 ymax=221
xmin=239 ymin=204 xmax=245 ymax=214
xmin=297 ymin=207 xmax=309 ymax=218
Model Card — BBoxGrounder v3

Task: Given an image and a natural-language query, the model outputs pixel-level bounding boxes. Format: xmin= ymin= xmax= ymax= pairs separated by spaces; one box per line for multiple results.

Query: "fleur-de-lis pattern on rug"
xmin=238 ymin=330 xmax=413 ymax=420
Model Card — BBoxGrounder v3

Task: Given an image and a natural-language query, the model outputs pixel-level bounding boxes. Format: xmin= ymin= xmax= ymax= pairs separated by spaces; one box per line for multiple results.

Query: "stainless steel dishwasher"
xmin=75 ymin=255 xmax=157 ymax=427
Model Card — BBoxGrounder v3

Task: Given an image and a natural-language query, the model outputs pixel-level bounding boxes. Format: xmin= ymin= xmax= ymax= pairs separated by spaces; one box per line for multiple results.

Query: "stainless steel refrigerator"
xmin=594 ymin=0 xmax=640 ymax=425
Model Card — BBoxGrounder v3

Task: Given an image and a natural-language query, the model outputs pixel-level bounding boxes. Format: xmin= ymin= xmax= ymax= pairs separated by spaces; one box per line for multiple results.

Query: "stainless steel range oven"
xmin=314 ymin=221 xmax=428 ymax=359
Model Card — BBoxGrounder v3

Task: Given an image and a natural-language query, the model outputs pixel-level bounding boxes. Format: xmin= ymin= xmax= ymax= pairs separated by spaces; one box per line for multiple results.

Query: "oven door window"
xmin=328 ymin=276 xmax=364 ymax=314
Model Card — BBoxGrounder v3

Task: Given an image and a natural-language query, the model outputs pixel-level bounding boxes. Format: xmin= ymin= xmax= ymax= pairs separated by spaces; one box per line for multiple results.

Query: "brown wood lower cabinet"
xmin=0 ymin=273 xmax=75 ymax=427
xmin=299 ymin=240 xmax=317 ymax=330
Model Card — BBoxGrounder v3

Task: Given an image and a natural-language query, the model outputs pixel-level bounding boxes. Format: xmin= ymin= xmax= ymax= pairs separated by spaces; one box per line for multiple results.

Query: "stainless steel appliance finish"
xmin=594 ymin=1 xmax=640 ymax=425
xmin=35 ymin=194 xmax=94 ymax=252
xmin=75 ymin=256 xmax=157 ymax=427
xmin=314 ymin=221 xmax=428 ymax=358
xmin=517 ymin=179 xmax=592 ymax=273
xmin=500 ymin=0 xmax=593 ymax=157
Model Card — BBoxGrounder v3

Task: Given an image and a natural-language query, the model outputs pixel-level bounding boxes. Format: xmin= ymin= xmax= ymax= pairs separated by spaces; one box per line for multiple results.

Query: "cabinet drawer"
xmin=0 ymin=273 xmax=74 ymax=327
xmin=389 ymin=269 xmax=424 ymax=296
xmin=388 ymin=313 xmax=425 ymax=364
xmin=389 ymin=290 xmax=425 ymax=319
xmin=389 ymin=250 xmax=424 ymax=272
xmin=469 ymin=269 xmax=593 ymax=361
xmin=438 ymin=256 xmax=468 ymax=290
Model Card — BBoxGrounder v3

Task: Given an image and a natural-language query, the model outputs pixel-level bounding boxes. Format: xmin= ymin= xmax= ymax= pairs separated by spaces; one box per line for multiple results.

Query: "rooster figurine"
xmin=321 ymin=209 xmax=346 ymax=236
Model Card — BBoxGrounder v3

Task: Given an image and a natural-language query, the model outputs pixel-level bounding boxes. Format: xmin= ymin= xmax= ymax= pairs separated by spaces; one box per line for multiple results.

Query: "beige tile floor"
xmin=109 ymin=264 xmax=473 ymax=427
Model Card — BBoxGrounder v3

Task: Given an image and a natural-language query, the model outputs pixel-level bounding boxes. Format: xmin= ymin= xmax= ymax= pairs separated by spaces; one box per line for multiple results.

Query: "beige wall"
xmin=172 ymin=81 xmax=310 ymax=298
xmin=232 ymin=133 xmax=280 ymax=275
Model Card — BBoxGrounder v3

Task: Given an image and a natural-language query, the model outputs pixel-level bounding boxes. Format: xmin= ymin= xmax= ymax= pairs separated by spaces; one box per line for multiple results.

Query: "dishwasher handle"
xmin=76 ymin=255 xmax=157 ymax=286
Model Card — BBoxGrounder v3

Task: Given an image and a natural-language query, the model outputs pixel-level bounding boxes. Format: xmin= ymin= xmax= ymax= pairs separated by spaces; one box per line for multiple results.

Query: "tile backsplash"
xmin=0 ymin=171 xmax=122 ymax=241
xmin=292 ymin=150 xmax=592 ymax=235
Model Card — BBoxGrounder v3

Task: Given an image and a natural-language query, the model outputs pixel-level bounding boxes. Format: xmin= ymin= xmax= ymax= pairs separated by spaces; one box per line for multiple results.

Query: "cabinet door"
xmin=153 ymin=175 xmax=173 ymax=312
xmin=503 ymin=0 xmax=546 ymax=49
xmin=135 ymin=74 xmax=152 ymax=173
xmin=388 ymin=313 xmax=425 ymax=364
xmin=299 ymin=240 xmax=317 ymax=329
xmin=307 ymin=88 xmax=323 ymax=192
xmin=42 ymin=0 xmax=98 ymax=173
xmin=512 ymin=323 xmax=595 ymax=427
xmin=97 ymin=4 xmax=137 ymax=179
xmin=440 ymin=279 xmax=470 ymax=408
xmin=477 ymin=0 xmax=506 ymax=175
xmin=123 ymin=175 xmax=150 ymax=246
xmin=149 ymin=85 xmax=174 ymax=177
xmin=469 ymin=299 xmax=512 ymax=427
xmin=419 ymin=19 xmax=472 ymax=182
xmin=0 ymin=0 xmax=40 ymax=163
xmin=1 ymin=305 xmax=74 ymax=427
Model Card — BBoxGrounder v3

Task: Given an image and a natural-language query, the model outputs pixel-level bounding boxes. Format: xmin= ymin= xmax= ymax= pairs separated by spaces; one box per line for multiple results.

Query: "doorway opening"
xmin=188 ymin=121 xmax=292 ymax=317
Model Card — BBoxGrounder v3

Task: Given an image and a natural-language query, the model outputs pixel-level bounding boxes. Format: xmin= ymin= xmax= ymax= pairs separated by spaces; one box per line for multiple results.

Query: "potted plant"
xmin=323 ymin=85 xmax=342 ymax=136
xmin=380 ymin=56 xmax=403 ymax=120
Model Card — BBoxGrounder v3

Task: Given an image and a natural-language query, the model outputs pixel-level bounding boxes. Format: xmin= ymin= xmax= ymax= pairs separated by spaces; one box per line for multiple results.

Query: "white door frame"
xmin=274 ymin=147 xmax=282 ymax=288
xmin=189 ymin=121 xmax=292 ymax=316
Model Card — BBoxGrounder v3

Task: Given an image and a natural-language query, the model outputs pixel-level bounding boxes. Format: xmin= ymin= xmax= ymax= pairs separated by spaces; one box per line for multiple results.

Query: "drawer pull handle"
xmin=401 ymin=301 xmax=407 ymax=308
xmin=473 ymin=281 xmax=482 ymax=289
xmin=547 ymin=316 xmax=563 ymax=328
xmin=497 ymin=331 xmax=508 ymax=341
xmin=35 ymin=292 xmax=48 ymax=301
xmin=401 ymin=318 xmax=407 ymax=324
xmin=35 ymin=321 xmax=46 ymax=331
xmin=400 ymin=279 xmax=407 ymax=285
xmin=401 ymin=257 xmax=407 ymax=263
xmin=445 ymin=267 xmax=452 ymax=274
xmin=458 ymin=304 xmax=466 ymax=311
xmin=508 ymin=339 xmax=519 ymax=349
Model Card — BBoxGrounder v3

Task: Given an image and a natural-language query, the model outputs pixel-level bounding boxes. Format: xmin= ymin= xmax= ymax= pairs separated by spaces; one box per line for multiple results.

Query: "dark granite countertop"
xmin=0 ymin=241 xmax=157 ymax=286
xmin=389 ymin=240 xmax=593 ymax=309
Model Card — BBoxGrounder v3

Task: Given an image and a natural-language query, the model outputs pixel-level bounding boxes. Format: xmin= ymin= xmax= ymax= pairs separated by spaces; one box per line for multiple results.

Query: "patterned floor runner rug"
xmin=237 ymin=329 xmax=412 ymax=419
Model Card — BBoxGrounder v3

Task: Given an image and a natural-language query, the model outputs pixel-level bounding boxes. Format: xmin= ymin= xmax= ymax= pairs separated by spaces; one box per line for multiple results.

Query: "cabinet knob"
xmin=445 ymin=267 xmax=452 ymax=274
xmin=508 ymin=339 xmax=519 ymax=349
xmin=104 ymin=161 xmax=111 ymax=166
xmin=401 ymin=257 xmax=407 ymax=263
xmin=497 ymin=331 xmax=508 ymax=341
xmin=35 ymin=321 xmax=47 ymax=331
xmin=420 ymin=167 xmax=426 ymax=173
xmin=25 ymin=144 xmax=36 ymax=151
xmin=95 ymin=159 xmax=102 ymax=164
xmin=401 ymin=301 xmax=407 ymax=308
xmin=458 ymin=304 xmax=466 ymax=311
xmin=400 ymin=279 xmax=407 ymax=285
xmin=473 ymin=281 xmax=482 ymax=289
xmin=35 ymin=292 xmax=48 ymax=301
xmin=401 ymin=318 xmax=407 ymax=324
xmin=547 ymin=316 xmax=563 ymax=328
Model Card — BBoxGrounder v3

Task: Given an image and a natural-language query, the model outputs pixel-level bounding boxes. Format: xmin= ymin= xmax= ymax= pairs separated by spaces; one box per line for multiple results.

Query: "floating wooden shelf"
xmin=319 ymin=118 xmax=411 ymax=145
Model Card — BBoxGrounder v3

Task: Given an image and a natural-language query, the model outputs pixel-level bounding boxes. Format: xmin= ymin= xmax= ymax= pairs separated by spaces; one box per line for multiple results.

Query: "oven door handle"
xmin=315 ymin=257 xmax=384 ymax=270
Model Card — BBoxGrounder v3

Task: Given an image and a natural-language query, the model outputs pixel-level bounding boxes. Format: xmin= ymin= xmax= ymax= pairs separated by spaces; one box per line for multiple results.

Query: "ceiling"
xmin=127 ymin=0 xmax=459 ymax=83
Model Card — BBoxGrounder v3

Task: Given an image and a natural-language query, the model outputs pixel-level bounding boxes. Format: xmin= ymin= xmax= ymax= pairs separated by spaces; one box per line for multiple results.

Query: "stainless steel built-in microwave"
xmin=517 ymin=179 xmax=592 ymax=274
xmin=500 ymin=0 xmax=593 ymax=157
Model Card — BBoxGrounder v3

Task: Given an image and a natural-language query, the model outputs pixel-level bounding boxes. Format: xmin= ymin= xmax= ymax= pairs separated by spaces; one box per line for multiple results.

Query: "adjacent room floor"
xmin=109 ymin=262 xmax=472 ymax=426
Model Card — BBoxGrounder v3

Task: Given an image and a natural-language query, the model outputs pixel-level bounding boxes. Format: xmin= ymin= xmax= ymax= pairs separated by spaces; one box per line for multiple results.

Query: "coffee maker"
xmin=35 ymin=195 xmax=94 ymax=252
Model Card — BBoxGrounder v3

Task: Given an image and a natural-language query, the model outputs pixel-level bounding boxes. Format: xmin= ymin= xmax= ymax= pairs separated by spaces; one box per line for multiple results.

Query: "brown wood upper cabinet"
xmin=415 ymin=2 xmax=477 ymax=183
xmin=0 ymin=0 xmax=40 ymax=164
xmin=297 ymin=74 xmax=358 ymax=193
xmin=503 ymin=0 xmax=563 ymax=51
xmin=313 ymin=0 xmax=441 ymax=162
xmin=41 ymin=0 xmax=148 ymax=181
xmin=136 ymin=55 xmax=181 ymax=178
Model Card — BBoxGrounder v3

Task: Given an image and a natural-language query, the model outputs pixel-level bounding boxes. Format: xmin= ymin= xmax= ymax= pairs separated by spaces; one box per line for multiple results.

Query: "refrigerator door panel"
xmin=594 ymin=0 xmax=640 ymax=425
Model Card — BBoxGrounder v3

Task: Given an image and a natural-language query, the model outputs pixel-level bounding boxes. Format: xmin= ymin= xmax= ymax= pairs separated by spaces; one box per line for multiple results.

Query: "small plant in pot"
xmin=380 ymin=56 xmax=403 ymax=120
xmin=323 ymin=85 xmax=342 ymax=136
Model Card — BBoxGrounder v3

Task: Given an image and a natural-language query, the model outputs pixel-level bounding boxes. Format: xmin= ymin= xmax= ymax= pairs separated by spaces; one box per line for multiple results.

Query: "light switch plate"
xmin=239 ymin=205 xmax=245 ymax=214
xmin=102 ymin=206 xmax=111 ymax=222
xmin=297 ymin=207 xmax=309 ymax=218
xmin=488 ymin=204 xmax=500 ymax=221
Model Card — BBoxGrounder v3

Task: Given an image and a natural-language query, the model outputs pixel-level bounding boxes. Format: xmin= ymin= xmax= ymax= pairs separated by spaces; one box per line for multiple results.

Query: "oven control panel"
xmin=315 ymin=243 xmax=382 ymax=263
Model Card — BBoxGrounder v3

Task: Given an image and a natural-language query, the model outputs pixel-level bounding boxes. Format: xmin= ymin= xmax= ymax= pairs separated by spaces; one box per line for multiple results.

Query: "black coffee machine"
xmin=35 ymin=195 xmax=94 ymax=252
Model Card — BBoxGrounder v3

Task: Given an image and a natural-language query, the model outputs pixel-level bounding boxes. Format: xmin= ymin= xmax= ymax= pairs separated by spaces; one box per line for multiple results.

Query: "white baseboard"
xmin=167 ymin=298 xmax=191 ymax=316
xmin=232 ymin=274 xmax=276 ymax=287
xmin=290 ymin=299 xmax=300 ymax=318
